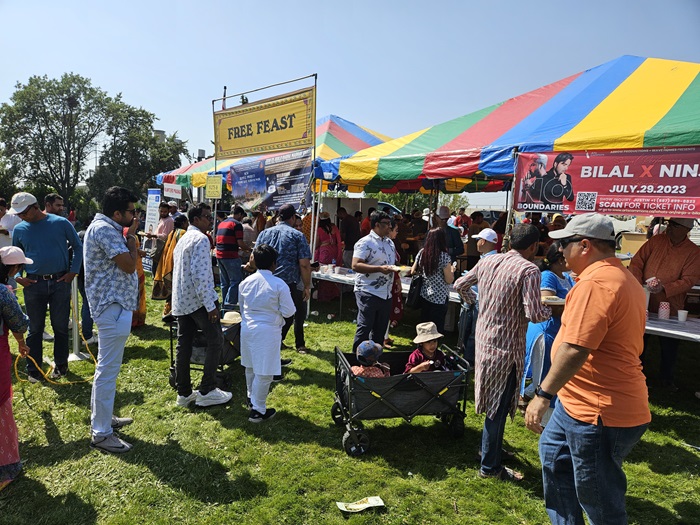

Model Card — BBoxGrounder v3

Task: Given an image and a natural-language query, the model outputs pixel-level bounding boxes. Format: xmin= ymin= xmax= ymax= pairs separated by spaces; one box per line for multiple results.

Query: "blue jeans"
xmin=353 ymin=291 xmax=391 ymax=352
xmin=175 ymin=306 xmax=224 ymax=397
xmin=481 ymin=365 xmax=517 ymax=475
xmin=91 ymin=303 xmax=133 ymax=439
xmin=78 ymin=276 xmax=94 ymax=339
xmin=539 ymin=402 xmax=648 ymax=525
xmin=23 ymin=278 xmax=71 ymax=374
xmin=217 ymin=258 xmax=242 ymax=308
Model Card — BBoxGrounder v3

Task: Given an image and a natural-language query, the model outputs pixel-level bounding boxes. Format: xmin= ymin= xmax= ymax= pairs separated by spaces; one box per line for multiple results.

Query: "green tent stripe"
xmin=318 ymin=133 xmax=355 ymax=157
xmin=644 ymin=72 xmax=700 ymax=147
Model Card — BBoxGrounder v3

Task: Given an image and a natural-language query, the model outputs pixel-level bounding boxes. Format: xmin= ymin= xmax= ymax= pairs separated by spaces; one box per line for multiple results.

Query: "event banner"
xmin=213 ymin=87 xmax=316 ymax=159
xmin=227 ymin=148 xmax=313 ymax=211
xmin=514 ymin=148 xmax=700 ymax=217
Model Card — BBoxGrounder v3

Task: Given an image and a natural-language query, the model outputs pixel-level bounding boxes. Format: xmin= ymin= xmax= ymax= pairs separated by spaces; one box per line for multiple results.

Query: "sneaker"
xmin=195 ymin=388 xmax=232 ymax=407
xmin=49 ymin=365 xmax=69 ymax=379
xmin=42 ymin=331 xmax=54 ymax=341
xmin=272 ymin=374 xmax=283 ymax=382
xmin=111 ymin=416 xmax=133 ymax=429
xmin=176 ymin=391 xmax=199 ymax=407
xmin=83 ymin=335 xmax=98 ymax=345
xmin=27 ymin=371 xmax=44 ymax=383
xmin=245 ymin=397 xmax=252 ymax=410
xmin=90 ymin=434 xmax=132 ymax=454
xmin=248 ymin=408 xmax=276 ymax=423
xmin=281 ymin=358 xmax=292 ymax=367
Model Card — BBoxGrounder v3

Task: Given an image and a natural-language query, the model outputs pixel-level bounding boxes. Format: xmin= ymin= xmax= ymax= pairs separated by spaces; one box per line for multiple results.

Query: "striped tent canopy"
xmin=155 ymin=114 xmax=390 ymax=188
xmin=323 ymin=55 xmax=700 ymax=194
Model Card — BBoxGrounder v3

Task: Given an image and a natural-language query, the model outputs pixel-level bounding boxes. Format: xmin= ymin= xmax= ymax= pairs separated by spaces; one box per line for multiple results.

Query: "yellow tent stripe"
xmin=338 ymin=128 xmax=430 ymax=184
xmin=358 ymin=124 xmax=393 ymax=143
xmin=555 ymin=58 xmax=700 ymax=150
xmin=316 ymin=144 xmax=342 ymax=162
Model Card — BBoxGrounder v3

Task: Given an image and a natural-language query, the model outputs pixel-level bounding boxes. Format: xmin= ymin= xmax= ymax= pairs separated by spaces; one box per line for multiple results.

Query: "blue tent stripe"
xmin=330 ymin=115 xmax=385 ymax=147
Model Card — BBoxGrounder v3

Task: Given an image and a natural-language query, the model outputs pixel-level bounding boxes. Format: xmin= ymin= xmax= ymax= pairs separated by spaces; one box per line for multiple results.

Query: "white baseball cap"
xmin=9 ymin=192 xmax=38 ymax=215
xmin=472 ymin=228 xmax=498 ymax=244
xmin=548 ymin=213 xmax=616 ymax=241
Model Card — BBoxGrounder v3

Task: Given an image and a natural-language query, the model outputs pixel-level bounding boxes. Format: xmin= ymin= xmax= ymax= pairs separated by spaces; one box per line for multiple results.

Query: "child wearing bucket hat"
xmin=351 ymin=340 xmax=390 ymax=378
xmin=404 ymin=322 xmax=447 ymax=374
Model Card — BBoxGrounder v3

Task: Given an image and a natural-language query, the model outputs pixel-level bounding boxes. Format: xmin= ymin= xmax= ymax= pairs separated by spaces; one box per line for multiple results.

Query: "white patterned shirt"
xmin=172 ymin=226 xmax=219 ymax=316
xmin=84 ymin=213 xmax=138 ymax=318
xmin=352 ymin=231 xmax=394 ymax=299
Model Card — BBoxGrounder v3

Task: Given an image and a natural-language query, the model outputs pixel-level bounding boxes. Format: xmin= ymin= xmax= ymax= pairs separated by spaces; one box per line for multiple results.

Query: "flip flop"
xmin=478 ymin=466 xmax=523 ymax=482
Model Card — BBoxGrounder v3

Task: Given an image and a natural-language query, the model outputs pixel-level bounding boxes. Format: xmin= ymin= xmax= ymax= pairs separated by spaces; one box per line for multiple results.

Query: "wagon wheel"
xmin=342 ymin=429 xmax=370 ymax=456
xmin=331 ymin=402 xmax=345 ymax=427
xmin=168 ymin=366 xmax=177 ymax=390
xmin=448 ymin=415 xmax=465 ymax=438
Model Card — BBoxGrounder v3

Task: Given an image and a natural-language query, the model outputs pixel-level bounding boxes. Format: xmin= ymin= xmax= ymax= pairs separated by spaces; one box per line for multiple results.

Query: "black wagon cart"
xmin=332 ymin=346 xmax=471 ymax=456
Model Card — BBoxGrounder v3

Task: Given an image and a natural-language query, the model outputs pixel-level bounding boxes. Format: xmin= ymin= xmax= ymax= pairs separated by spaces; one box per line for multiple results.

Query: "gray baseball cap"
xmin=548 ymin=213 xmax=615 ymax=241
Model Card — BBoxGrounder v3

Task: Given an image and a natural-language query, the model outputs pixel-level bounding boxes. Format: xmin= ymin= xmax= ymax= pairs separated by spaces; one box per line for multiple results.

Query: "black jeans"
xmin=353 ymin=291 xmax=391 ymax=352
xmin=281 ymin=283 xmax=306 ymax=350
xmin=421 ymin=299 xmax=449 ymax=334
xmin=175 ymin=306 xmax=223 ymax=396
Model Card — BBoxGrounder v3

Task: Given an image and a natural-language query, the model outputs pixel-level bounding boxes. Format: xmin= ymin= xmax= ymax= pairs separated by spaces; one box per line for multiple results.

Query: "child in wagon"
xmin=351 ymin=341 xmax=391 ymax=378
xmin=404 ymin=322 xmax=447 ymax=373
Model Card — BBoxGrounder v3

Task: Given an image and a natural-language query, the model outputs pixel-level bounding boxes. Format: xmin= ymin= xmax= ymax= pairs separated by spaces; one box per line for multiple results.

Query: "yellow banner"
xmin=205 ymin=175 xmax=222 ymax=199
xmin=214 ymin=87 xmax=316 ymax=159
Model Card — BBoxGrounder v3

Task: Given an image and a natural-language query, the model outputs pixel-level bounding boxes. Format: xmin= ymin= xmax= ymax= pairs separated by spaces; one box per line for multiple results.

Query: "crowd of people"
xmin=1 ymin=188 xmax=698 ymax=523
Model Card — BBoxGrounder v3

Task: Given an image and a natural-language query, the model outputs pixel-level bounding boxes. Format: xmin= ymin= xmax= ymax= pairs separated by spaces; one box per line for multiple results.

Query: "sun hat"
xmin=437 ymin=206 xmax=451 ymax=220
xmin=413 ymin=322 xmax=444 ymax=344
xmin=221 ymin=311 xmax=241 ymax=325
xmin=0 ymin=246 xmax=33 ymax=266
xmin=356 ymin=340 xmax=383 ymax=366
xmin=9 ymin=192 xmax=37 ymax=215
xmin=548 ymin=213 xmax=615 ymax=241
xmin=669 ymin=218 xmax=695 ymax=229
xmin=472 ymin=227 xmax=498 ymax=244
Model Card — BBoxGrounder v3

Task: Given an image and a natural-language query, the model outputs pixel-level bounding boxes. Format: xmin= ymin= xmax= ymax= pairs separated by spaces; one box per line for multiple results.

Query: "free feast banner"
xmin=514 ymin=148 xmax=700 ymax=217
xmin=213 ymin=87 xmax=316 ymax=159
xmin=227 ymin=148 xmax=313 ymax=212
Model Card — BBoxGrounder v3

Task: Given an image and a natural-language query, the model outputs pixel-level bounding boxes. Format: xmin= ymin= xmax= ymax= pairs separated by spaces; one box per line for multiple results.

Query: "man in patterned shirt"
xmin=172 ymin=203 xmax=233 ymax=408
xmin=84 ymin=187 xmax=140 ymax=453
xmin=351 ymin=211 xmax=398 ymax=352
xmin=454 ymin=224 xmax=551 ymax=481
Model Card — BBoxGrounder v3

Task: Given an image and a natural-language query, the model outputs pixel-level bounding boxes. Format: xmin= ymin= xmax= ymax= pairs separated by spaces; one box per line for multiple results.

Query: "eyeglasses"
xmin=667 ymin=221 xmax=690 ymax=230
xmin=559 ymin=236 xmax=585 ymax=249
xmin=201 ymin=215 xmax=214 ymax=221
xmin=123 ymin=208 xmax=136 ymax=215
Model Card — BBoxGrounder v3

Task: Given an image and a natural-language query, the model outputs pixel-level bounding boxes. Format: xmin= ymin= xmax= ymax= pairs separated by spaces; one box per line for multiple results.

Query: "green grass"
xmin=2 ymin=278 xmax=700 ymax=524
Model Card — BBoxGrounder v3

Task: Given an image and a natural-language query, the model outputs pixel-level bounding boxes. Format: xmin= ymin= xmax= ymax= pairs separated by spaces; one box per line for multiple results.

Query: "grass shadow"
xmin=627 ymin=439 xmax=700 ymax=476
xmin=122 ymin=343 xmax=170 ymax=363
xmin=114 ymin=435 xmax=268 ymax=503
xmin=0 ymin=476 xmax=97 ymax=524
xmin=627 ymin=495 xmax=688 ymax=524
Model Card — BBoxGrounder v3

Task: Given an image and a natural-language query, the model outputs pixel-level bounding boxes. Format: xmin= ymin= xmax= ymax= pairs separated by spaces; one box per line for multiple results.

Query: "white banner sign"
xmin=163 ymin=183 xmax=182 ymax=199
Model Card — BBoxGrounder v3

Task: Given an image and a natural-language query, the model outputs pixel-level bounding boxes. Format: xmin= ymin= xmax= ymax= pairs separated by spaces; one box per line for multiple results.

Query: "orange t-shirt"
xmin=553 ymin=257 xmax=651 ymax=427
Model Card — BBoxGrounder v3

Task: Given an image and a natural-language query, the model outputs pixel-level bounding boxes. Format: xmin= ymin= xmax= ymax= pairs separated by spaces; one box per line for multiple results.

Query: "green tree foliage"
xmin=363 ymin=192 xmax=469 ymax=215
xmin=0 ymin=73 xmax=111 ymax=207
xmin=88 ymin=103 xmax=189 ymax=201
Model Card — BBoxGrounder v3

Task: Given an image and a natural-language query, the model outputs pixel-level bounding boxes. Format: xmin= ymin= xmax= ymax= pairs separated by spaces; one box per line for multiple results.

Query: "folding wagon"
xmin=332 ymin=346 xmax=471 ymax=456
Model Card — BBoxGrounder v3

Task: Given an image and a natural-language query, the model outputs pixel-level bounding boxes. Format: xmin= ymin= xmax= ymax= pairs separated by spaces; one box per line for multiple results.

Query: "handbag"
xmin=405 ymin=252 xmax=423 ymax=309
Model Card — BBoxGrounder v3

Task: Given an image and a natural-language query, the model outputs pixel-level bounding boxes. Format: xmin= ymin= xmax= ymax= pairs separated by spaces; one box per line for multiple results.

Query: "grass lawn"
xmin=2 ymin=277 xmax=700 ymax=524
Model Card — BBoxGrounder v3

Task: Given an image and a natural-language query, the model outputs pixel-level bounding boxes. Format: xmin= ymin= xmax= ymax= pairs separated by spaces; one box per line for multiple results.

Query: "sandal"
xmin=478 ymin=466 xmax=523 ymax=482
xmin=383 ymin=339 xmax=394 ymax=349
xmin=297 ymin=346 xmax=310 ymax=354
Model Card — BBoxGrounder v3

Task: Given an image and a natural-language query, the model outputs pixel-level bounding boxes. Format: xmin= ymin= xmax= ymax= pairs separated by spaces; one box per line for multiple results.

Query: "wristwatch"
xmin=535 ymin=386 xmax=554 ymax=400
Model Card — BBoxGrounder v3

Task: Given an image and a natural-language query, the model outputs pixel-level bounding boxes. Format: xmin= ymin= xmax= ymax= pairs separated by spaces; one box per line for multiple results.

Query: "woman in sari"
xmin=0 ymin=247 xmax=30 ymax=492
xmin=153 ymin=215 xmax=189 ymax=317
xmin=313 ymin=212 xmax=342 ymax=302
xmin=384 ymin=220 xmax=403 ymax=348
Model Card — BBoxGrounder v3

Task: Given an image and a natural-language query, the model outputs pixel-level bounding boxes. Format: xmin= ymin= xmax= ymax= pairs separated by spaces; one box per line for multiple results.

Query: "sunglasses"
xmin=559 ymin=236 xmax=586 ymax=249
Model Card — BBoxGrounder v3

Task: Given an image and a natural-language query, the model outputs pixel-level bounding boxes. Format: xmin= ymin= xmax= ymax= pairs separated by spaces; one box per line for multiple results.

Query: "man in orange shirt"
xmin=629 ymin=217 xmax=700 ymax=391
xmin=525 ymin=213 xmax=650 ymax=525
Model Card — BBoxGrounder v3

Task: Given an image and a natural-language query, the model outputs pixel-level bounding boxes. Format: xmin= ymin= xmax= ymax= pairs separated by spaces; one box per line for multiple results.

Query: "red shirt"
xmin=215 ymin=218 xmax=243 ymax=259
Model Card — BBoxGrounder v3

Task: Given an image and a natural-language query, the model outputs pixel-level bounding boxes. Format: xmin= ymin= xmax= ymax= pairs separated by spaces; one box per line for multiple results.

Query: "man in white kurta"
xmin=239 ymin=244 xmax=296 ymax=422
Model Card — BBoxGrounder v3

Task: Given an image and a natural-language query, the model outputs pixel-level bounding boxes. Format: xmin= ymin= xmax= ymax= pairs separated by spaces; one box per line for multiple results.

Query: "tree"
xmin=87 ymin=102 xmax=189 ymax=201
xmin=0 ymin=73 xmax=112 ymax=207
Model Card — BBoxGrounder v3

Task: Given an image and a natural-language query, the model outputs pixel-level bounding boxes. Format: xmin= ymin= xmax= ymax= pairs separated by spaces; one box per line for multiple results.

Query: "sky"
xmin=1 ymin=0 xmax=699 ymax=174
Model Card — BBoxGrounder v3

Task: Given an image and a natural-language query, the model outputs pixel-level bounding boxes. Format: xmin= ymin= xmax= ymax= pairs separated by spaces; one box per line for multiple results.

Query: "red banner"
xmin=514 ymin=148 xmax=700 ymax=217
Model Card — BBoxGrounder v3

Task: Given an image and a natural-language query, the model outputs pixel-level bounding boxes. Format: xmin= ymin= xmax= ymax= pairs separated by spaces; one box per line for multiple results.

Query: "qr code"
xmin=575 ymin=192 xmax=598 ymax=211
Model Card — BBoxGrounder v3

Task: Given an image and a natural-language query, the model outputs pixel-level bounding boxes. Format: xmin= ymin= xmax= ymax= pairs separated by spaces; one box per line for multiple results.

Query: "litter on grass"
xmin=336 ymin=496 xmax=385 ymax=513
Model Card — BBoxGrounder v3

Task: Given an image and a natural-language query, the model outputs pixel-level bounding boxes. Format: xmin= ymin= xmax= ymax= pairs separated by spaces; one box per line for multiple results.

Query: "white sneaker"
xmin=195 ymin=388 xmax=232 ymax=407
xmin=43 ymin=331 xmax=54 ymax=341
xmin=176 ymin=391 xmax=199 ymax=407
xmin=83 ymin=335 xmax=98 ymax=345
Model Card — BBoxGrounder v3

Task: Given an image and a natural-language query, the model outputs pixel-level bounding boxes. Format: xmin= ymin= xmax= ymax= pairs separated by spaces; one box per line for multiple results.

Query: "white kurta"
xmin=239 ymin=270 xmax=296 ymax=375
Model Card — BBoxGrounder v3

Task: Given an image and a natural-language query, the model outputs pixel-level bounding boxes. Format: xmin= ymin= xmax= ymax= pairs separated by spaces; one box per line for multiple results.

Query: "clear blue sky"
xmin=1 ymin=0 xmax=699 ymax=163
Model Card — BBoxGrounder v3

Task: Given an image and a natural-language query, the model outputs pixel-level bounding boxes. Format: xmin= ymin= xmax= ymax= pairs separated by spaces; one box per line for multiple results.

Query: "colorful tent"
xmin=155 ymin=114 xmax=390 ymax=187
xmin=323 ymin=55 xmax=700 ymax=194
